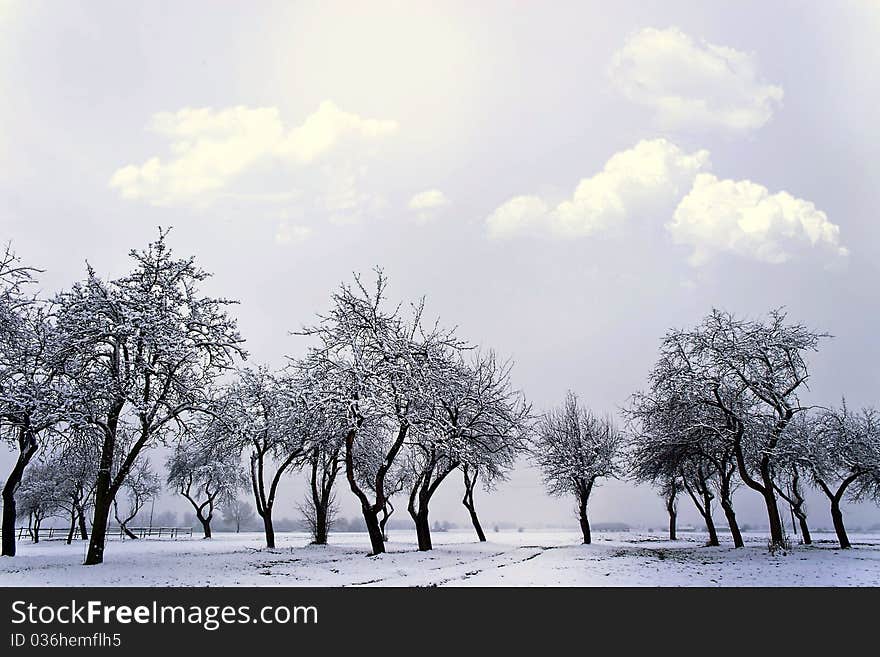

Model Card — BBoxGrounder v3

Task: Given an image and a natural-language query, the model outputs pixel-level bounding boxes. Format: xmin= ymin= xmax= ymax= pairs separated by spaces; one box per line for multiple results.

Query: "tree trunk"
xmin=1 ymin=427 xmax=38 ymax=557
xmin=462 ymin=468 xmax=486 ymax=542
xmin=76 ymin=505 xmax=89 ymax=541
xmin=379 ymin=501 xmax=392 ymax=542
xmin=578 ymin=504 xmax=591 ymax=545
xmin=67 ymin=508 xmax=76 ymax=545
xmin=362 ymin=506 xmax=385 ymax=555
xmin=465 ymin=503 xmax=486 ymax=542
xmin=703 ymin=494 xmax=719 ymax=547
xmin=577 ymin=478 xmax=595 ymax=545
xmin=720 ymin=499 xmax=742 ymax=548
xmin=665 ymin=493 xmax=677 ymax=541
xmin=830 ymin=498 xmax=850 ymax=549
xmin=262 ymin=512 xmax=275 ymax=549
xmin=733 ymin=430 xmax=786 ymax=549
xmin=683 ymin=474 xmax=718 ymax=547
xmin=797 ymin=514 xmax=812 ymax=546
xmin=413 ymin=510 xmax=432 ymax=551
xmin=33 ymin=516 xmax=41 ymax=544
xmin=199 ymin=516 xmax=212 ymax=539
xmin=314 ymin=505 xmax=328 ymax=545
xmin=85 ymin=484 xmax=113 ymax=565
xmin=761 ymin=484 xmax=785 ymax=548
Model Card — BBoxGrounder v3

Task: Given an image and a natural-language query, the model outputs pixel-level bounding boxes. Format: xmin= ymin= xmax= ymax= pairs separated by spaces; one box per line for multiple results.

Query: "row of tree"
xmin=0 ymin=233 xmax=531 ymax=563
xmin=627 ymin=309 xmax=880 ymax=550
xmin=528 ymin=310 xmax=880 ymax=551
xmin=2 ymin=233 xmax=879 ymax=565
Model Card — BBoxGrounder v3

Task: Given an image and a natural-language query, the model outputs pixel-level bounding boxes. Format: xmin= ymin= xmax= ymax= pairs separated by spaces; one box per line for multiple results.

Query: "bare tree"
xmin=785 ymin=404 xmax=880 ymax=548
xmin=298 ymin=270 xmax=465 ymax=555
xmin=15 ymin=459 xmax=63 ymax=543
xmin=402 ymin=349 xmax=531 ymax=551
xmin=299 ymin=439 xmax=343 ymax=545
xmin=51 ymin=231 xmax=244 ymax=564
xmin=0 ymin=246 xmax=60 ymax=557
xmin=112 ymin=458 xmax=161 ymax=540
xmin=628 ymin=392 xmax=743 ymax=547
xmin=50 ymin=435 xmax=99 ymax=544
xmin=647 ymin=309 xmax=825 ymax=549
xmin=220 ymin=497 xmax=255 ymax=533
xmin=659 ymin=474 xmax=682 ymax=540
xmin=532 ymin=392 xmax=622 ymax=544
xmin=167 ymin=438 xmax=247 ymax=538
xmin=212 ymin=367 xmax=313 ymax=548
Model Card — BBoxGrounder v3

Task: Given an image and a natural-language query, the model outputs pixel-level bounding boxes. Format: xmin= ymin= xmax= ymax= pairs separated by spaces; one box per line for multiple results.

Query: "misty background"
xmin=2 ymin=1 xmax=879 ymax=532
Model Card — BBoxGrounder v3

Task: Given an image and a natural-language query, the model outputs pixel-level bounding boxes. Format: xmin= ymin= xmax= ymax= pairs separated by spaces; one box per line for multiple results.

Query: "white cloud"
xmin=668 ymin=173 xmax=849 ymax=265
xmin=274 ymin=221 xmax=312 ymax=245
xmin=408 ymin=189 xmax=449 ymax=211
xmin=110 ymin=101 xmax=398 ymax=206
xmin=486 ymin=139 xmax=709 ymax=239
xmin=408 ymin=189 xmax=450 ymax=222
xmin=610 ymin=27 xmax=783 ymax=133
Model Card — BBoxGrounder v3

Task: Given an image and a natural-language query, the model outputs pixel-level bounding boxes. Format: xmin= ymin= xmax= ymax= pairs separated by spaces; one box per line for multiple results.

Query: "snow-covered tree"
xmin=0 ymin=246 xmax=60 ymax=556
xmin=50 ymin=435 xmax=99 ymax=544
xmin=15 ymin=458 xmax=64 ymax=543
xmin=533 ymin=392 xmax=623 ymax=544
xmin=297 ymin=270 xmax=465 ymax=555
xmin=783 ymin=404 xmax=880 ymax=548
xmin=112 ymin=457 xmax=161 ymax=539
xmin=627 ymin=391 xmax=744 ymax=547
xmin=220 ymin=497 xmax=255 ymax=533
xmin=645 ymin=308 xmax=825 ymax=549
xmin=210 ymin=367 xmax=311 ymax=548
xmin=166 ymin=438 xmax=247 ymax=538
xmin=51 ymin=231 xmax=244 ymax=564
xmin=409 ymin=350 xmax=529 ymax=549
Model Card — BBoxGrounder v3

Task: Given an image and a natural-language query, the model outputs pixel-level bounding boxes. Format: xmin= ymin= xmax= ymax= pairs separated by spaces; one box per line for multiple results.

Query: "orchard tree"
xmin=214 ymin=367 xmax=311 ymax=548
xmin=628 ymin=392 xmax=744 ymax=547
xmin=15 ymin=459 xmax=63 ymax=543
xmin=787 ymin=404 xmax=880 ymax=548
xmin=659 ymin=474 xmax=682 ymax=541
xmin=431 ymin=350 xmax=529 ymax=547
xmin=220 ymin=497 xmax=255 ymax=533
xmin=648 ymin=309 xmax=824 ymax=549
xmin=51 ymin=231 xmax=244 ymax=564
xmin=533 ymin=392 xmax=622 ymax=544
xmin=0 ymin=247 xmax=60 ymax=557
xmin=299 ymin=438 xmax=343 ymax=545
xmin=166 ymin=438 xmax=247 ymax=539
xmin=298 ymin=270 xmax=465 ymax=555
xmin=50 ymin=436 xmax=99 ymax=544
xmin=291 ymin=365 xmax=346 ymax=545
xmin=112 ymin=458 xmax=161 ymax=539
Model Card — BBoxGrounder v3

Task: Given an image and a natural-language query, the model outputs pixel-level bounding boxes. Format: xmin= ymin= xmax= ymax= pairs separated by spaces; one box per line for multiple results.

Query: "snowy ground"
xmin=2 ymin=529 xmax=879 ymax=586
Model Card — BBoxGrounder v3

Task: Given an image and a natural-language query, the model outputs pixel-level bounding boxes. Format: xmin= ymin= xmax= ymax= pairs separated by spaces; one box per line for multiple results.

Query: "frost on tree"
xmin=782 ymin=404 xmax=880 ymax=548
xmin=644 ymin=309 xmax=825 ymax=549
xmin=112 ymin=457 xmax=161 ymax=540
xmin=628 ymin=390 xmax=744 ymax=547
xmin=209 ymin=367 xmax=310 ymax=549
xmin=0 ymin=246 xmax=60 ymax=557
xmin=167 ymin=434 xmax=247 ymax=539
xmin=533 ymin=392 xmax=622 ymax=545
xmin=298 ymin=270 xmax=467 ymax=555
xmin=50 ymin=231 xmax=244 ymax=565
xmin=424 ymin=350 xmax=532 ymax=546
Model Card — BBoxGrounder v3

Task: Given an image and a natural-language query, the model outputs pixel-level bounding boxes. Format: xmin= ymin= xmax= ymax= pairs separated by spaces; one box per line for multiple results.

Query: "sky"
xmin=2 ymin=0 xmax=880 ymax=531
